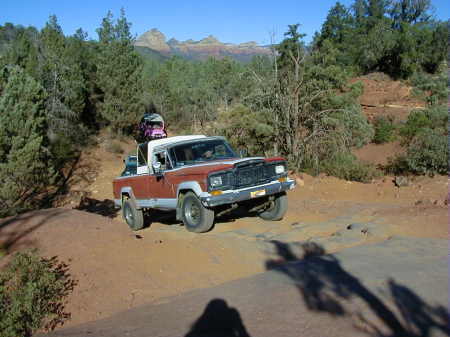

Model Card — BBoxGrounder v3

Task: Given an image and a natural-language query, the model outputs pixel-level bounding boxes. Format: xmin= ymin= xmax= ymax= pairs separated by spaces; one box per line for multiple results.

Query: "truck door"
xmin=151 ymin=150 xmax=175 ymax=199
xmin=131 ymin=142 xmax=155 ymax=199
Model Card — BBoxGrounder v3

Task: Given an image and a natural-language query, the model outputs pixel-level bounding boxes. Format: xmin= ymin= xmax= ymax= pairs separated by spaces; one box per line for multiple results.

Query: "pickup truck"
xmin=113 ymin=135 xmax=296 ymax=233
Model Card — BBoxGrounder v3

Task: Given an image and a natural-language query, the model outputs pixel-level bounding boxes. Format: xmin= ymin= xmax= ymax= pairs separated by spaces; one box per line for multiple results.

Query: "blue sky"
xmin=1 ymin=0 xmax=449 ymax=44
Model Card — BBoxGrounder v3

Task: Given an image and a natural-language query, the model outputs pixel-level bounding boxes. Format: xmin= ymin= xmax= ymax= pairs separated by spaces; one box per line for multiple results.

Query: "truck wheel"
xmin=122 ymin=199 xmax=144 ymax=231
xmin=258 ymin=192 xmax=288 ymax=221
xmin=181 ymin=192 xmax=214 ymax=233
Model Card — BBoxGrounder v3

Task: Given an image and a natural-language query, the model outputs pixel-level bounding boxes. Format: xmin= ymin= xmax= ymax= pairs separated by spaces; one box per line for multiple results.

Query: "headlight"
xmin=210 ymin=176 xmax=223 ymax=187
xmin=275 ymin=165 xmax=285 ymax=174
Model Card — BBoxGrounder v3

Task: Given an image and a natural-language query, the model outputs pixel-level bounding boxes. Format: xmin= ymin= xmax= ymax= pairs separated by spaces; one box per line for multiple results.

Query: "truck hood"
xmin=170 ymin=157 xmax=284 ymax=177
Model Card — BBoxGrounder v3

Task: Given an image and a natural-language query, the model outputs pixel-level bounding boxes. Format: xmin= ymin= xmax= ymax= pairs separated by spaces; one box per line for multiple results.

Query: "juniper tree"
xmin=1 ymin=25 xmax=40 ymax=79
xmin=315 ymin=0 xmax=446 ymax=78
xmin=39 ymin=15 xmax=86 ymax=141
xmin=241 ymin=24 xmax=372 ymax=173
xmin=0 ymin=66 xmax=53 ymax=216
xmin=96 ymin=9 xmax=144 ymax=133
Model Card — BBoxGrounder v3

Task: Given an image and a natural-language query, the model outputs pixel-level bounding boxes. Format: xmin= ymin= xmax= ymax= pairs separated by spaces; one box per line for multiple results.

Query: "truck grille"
xmin=235 ymin=163 xmax=269 ymax=188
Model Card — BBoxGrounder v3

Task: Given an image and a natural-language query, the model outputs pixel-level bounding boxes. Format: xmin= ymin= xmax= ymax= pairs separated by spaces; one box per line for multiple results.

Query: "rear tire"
xmin=122 ymin=199 xmax=144 ymax=231
xmin=181 ymin=192 xmax=214 ymax=233
xmin=258 ymin=192 xmax=288 ymax=221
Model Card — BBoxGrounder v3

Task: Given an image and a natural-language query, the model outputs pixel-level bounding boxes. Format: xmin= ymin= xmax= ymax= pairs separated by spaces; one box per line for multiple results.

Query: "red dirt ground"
xmin=0 ymin=147 xmax=447 ymax=328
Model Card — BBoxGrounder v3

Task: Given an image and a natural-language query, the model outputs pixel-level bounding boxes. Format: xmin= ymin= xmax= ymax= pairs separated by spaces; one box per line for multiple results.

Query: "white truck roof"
xmin=147 ymin=135 xmax=206 ymax=155
xmin=138 ymin=135 xmax=207 ymax=175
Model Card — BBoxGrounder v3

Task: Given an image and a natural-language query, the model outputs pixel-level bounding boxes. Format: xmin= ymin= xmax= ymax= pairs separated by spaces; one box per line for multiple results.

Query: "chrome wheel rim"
xmin=185 ymin=199 xmax=201 ymax=226
xmin=125 ymin=204 xmax=134 ymax=225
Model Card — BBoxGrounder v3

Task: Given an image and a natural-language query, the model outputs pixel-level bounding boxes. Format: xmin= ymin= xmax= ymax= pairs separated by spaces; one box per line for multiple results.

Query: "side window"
xmin=138 ymin=143 xmax=148 ymax=167
xmin=154 ymin=151 xmax=172 ymax=171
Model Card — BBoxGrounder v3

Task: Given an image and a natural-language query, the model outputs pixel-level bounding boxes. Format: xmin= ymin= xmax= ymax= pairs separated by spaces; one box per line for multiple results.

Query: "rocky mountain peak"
xmin=238 ymin=41 xmax=258 ymax=48
xmin=167 ymin=38 xmax=180 ymax=46
xmin=135 ymin=28 xmax=170 ymax=53
xmin=198 ymin=35 xmax=220 ymax=44
xmin=135 ymin=29 xmax=271 ymax=62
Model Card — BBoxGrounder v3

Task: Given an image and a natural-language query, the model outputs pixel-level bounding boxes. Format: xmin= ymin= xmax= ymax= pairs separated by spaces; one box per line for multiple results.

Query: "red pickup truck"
xmin=113 ymin=135 xmax=296 ymax=233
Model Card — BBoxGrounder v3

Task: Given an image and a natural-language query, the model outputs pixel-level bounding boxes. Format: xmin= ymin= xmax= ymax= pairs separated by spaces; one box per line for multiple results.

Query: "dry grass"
xmin=104 ymin=141 xmax=124 ymax=154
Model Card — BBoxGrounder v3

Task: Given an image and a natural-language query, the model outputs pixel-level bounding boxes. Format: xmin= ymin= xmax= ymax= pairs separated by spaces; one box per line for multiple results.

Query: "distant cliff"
xmin=135 ymin=28 xmax=271 ymax=62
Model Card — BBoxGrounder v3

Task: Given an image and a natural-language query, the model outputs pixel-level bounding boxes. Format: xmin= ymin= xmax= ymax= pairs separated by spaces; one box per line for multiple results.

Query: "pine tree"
xmin=39 ymin=15 xmax=86 ymax=141
xmin=1 ymin=25 xmax=40 ymax=79
xmin=0 ymin=66 xmax=54 ymax=216
xmin=320 ymin=2 xmax=353 ymax=45
xmin=96 ymin=9 xmax=144 ymax=133
xmin=390 ymin=0 xmax=432 ymax=26
xmin=66 ymin=28 xmax=99 ymax=129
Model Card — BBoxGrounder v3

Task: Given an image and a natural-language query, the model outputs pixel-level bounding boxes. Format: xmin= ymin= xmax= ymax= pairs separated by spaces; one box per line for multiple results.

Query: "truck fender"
xmin=176 ymin=181 xmax=205 ymax=220
xmin=120 ymin=187 xmax=138 ymax=206
xmin=176 ymin=181 xmax=204 ymax=197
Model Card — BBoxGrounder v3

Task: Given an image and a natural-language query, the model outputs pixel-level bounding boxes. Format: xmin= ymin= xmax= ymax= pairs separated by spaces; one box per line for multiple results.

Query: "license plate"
xmin=250 ymin=189 xmax=266 ymax=198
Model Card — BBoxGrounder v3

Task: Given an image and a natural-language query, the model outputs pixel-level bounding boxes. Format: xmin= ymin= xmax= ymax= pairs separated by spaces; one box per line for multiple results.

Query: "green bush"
xmin=0 ymin=251 xmax=76 ymax=337
xmin=49 ymin=135 xmax=79 ymax=172
xmin=320 ymin=152 xmax=380 ymax=183
xmin=400 ymin=105 xmax=448 ymax=144
xmin=216 ymin=104 xmax=273 ymax=156
xmin=386 ymin=104 xmax=448 ymax=176
xmin=373 ymin=115 xmax=397 ymax=144
xmin=410 ymin=69 xmax=448 ymax=105
xmin=405 ymin=128 xmax=448 ymax=175
xmin=384 ymin=155 xmax=410 ymax=175
xmin=332 ymin=105 xmax=374 ymax=148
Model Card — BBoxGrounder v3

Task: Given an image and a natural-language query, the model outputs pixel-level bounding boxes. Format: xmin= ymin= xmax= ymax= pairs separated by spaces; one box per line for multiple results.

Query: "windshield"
xmin=170 ymin=139 xmax=237 ymax=167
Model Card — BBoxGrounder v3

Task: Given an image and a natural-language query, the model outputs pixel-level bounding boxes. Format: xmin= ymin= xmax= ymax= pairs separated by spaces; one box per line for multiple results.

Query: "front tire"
xmin=122 ymin=199 xmax=144 ymax=231
xmin=181 ymin=192 xmax=214 ymax=233
xmin=258 ymin=192 xmax=288 ymax=221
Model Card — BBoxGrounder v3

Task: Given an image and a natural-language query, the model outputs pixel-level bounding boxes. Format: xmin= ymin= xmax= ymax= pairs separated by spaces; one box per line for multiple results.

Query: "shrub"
xmin=410 ymin=69 xmax=448 ymax=105
xmin=373 ymin=115 xmax=397 ymax=144
xmin=0 ymin=251 xmax=76 ymax=337
xmin=216 ymin=104 xmax=273 ymax=156
xmin=332 ymin=105 xmax=374 ymax=148
xmin=384 ymin=155 xmax=410 ymax=175
xmin=320 ymin=152 xmax=380 ymax=183
xmin=405 ymin=128 xmax=448 ymax=175
xmin=50 ymin=135 xmax=79 ymax=172
xmin=400 ymin=105 xmax=447 ymax=144
xmin=390 ymin=104 xmax=448 ymax=175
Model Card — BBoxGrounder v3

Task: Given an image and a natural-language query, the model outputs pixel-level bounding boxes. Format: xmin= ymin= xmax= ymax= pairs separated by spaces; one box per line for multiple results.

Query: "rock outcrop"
xmin=135 ymin=28 xmax=171 ymax=54
xmin=135 ymin=29 xmax=271 ymax=61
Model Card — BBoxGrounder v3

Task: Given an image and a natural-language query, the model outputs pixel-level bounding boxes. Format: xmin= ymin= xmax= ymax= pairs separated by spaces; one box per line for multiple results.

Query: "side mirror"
xmin=239 ymin=148 xmax=248 ymax=158
xmin=152 ymin=161 xmax=162 ymax=175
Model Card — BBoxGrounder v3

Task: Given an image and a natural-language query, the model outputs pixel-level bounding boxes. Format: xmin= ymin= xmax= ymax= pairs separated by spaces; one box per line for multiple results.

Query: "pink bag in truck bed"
xmin=139 ymin=113 xmax=167 ymax=141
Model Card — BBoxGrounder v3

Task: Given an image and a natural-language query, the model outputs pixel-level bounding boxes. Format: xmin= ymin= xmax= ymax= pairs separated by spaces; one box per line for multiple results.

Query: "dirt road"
xmin=1 ymin=169 xmax=447 ymax=333
xmin=1 ymin=122 xmax=448 ymax=335
xmin=41 ymin=237 xmax=449 ymax=337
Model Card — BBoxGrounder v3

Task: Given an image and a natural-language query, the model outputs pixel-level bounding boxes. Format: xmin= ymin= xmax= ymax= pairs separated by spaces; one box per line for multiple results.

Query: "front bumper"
xmin=199 ymin=178 xmax=296 ymax=207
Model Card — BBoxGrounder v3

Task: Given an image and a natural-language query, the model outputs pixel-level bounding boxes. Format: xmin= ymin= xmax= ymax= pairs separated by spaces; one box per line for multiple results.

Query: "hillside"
xmin=350 ymin=73 xmax=426 ymax=166
xmin=135 ymin=28 xmax=272 ymax=62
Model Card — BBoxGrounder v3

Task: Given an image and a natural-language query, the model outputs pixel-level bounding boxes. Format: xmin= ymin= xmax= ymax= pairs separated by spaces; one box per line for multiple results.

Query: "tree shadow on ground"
xmin=265 ymin=240 xmax=449 ymax=337
xmin=0 ymin=209 xmax=68 ymax=256
xmin=184 ymin=298 xmax=251 ymax=337
xmin=41 ymin=153 xmax=92 ymax=206
xmin=75 ymin=197 xmax=120 ymax=218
